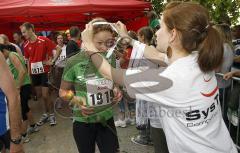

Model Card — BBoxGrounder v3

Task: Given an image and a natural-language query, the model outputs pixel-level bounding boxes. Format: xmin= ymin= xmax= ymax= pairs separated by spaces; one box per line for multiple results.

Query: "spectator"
xmin=66 ymin=26 xmax=81 ymax=57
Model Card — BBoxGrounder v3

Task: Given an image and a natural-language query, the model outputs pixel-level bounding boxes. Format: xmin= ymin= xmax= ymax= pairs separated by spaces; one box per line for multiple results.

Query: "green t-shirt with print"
xmin=7 ymin=52 xmax=31 ymax=86
xmin=62 ymin=51 xmax=116 ymax=123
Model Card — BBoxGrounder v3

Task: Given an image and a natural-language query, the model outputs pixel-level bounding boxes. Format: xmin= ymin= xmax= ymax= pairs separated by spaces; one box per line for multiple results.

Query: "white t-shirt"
xmin=53 ymin=45 xmax=66 ymax=67
xmin=216 ymin=43 xmax=234 ymax=88
xmin=128 ymin=41 xmax=163 ymax=128
xmin=124 ymin=44 xmax=237 ymax=153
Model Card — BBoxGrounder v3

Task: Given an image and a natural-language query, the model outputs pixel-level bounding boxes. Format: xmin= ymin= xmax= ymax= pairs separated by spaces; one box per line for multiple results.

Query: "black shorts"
xmin=31 ymin=73 xmax=49 ymax=87
xmin=73 ymin=118 xmax=119 ymax=153
xmin=20 ymin=84 xmax=31 ymax=121
xmin=0 ymin=130 xmax=10 ymax=151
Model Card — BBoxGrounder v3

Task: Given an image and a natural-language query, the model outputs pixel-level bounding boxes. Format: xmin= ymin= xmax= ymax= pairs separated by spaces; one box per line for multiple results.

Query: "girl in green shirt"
xmin=59 ymin=18 xmax=122 ymax=153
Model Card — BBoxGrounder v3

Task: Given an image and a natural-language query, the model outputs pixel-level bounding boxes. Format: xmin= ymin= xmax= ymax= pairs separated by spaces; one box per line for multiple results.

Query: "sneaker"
xmin=131 ymin=135 xmax=152 ymax=146
xmin=115 ymin=120 xmax=126 ymax=128
xmin=27 ymin=124 xmax=40 ymax=134
xmin=125 ymin=118 xmax=135 ymax=125
xmin=22 ymin=134 xmax=30 ymax=143
xmin=49 ymin=114 xmax=57 ymax=126
xmin=37 ymin=114 xmax=49 ymax=126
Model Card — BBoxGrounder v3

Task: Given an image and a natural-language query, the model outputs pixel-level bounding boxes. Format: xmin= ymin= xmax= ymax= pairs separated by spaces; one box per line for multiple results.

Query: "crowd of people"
xmin=0 ymin=1 xmax=240 ymax=153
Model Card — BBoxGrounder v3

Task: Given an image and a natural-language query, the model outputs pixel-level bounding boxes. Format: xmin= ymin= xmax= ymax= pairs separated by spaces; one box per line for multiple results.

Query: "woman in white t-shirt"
xmin=81 ymin=1 xmax=238 ymax=153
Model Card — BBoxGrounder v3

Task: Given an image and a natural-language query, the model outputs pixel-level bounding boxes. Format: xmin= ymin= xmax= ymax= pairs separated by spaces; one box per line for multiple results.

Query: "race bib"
xmin=55 ymin=49 xmax=67 ymax=66
xmin=31 ymin=62 xmax=44 ymax=74
xmin=58 ymin=55 xmax=66 ymax=61
xmin=86 ymin=78 xmax=114 ymax=107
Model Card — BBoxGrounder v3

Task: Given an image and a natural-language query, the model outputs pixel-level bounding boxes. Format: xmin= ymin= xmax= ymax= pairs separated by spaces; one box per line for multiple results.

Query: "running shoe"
xmin=27 ymin=124 xmax=40 ymax=134
xmin=22 ymin=134 xmax=30 ymax=143
xmin=37 ymin=114 xmax=49 ymax=126
xmin=49 ymin=114 xmax=57 ymax=126
xmin=131 ymin=135 xmax=153 ymax=146
xmin=115 ymin=119 xmax=127 ymax=128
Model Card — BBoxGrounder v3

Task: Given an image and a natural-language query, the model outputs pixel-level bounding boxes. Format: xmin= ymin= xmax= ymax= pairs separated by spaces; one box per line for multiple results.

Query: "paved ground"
xmin=24 ymin=94 xmax=154 ymax=153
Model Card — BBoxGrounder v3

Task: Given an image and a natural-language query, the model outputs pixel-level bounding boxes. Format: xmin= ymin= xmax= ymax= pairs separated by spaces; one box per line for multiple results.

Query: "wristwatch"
xmin=10 ymin=136 xmax=22 ymax=144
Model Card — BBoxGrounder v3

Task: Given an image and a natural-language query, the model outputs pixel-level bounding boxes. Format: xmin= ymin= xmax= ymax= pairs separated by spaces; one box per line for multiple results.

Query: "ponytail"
xmin=163 ymin=2 xmax=224 ymax=73
xmin=198 ymin=26 xmax=223 ymax=73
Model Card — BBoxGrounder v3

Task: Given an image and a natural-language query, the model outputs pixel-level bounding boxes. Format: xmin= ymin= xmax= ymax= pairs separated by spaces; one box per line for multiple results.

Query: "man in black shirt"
xmin=66 ymin=26 xmax=81 ymax=57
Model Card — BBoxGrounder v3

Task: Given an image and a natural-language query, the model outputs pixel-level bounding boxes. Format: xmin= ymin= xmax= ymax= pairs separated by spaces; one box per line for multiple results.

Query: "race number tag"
xmin=86 ymin=78 xmax=114 ymax=107
xmin=31 ymin=62 xmax=44 ymax=74
xmin=57 ymin=50 xmax=66 ymax=62
xmin=55 ymin=48 xmax=67 ymax=67
xmin=58 ymin=55 xmax=66 ymax=61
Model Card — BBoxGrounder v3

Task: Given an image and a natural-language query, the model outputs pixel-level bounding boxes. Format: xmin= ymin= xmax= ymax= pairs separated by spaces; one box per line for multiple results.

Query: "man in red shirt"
xmin=20 ymin=22 xmax=61 ymax=126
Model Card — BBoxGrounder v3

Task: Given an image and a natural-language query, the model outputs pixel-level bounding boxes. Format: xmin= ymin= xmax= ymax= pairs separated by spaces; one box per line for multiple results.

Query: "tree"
xmin=149 ymin=0 xmax=240 ymax=25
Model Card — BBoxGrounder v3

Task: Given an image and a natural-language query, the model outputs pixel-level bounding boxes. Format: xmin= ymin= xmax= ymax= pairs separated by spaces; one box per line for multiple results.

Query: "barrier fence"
xmin=216 ymin=73 xmax=240 ymax=151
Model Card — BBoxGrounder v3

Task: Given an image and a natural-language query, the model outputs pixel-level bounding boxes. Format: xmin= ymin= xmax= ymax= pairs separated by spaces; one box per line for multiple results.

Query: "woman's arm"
xmin=52 ymin=45 xmax=62 ymax=63
xmin=0 ymin=52 xmax=24 ymax=153
xmin=223 ymin=71 xmax=240 ymax=80
xmin=144 ymin=45 xmax=168 ymax=66
xmin=89 ymin=51 xmax=126 ymax=86
xmin=115 ymin=21 xmax=167 ymax=66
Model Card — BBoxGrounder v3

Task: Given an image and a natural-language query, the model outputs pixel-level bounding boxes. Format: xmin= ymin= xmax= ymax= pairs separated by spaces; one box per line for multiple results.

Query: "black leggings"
xmin=150 ymin=126 xmax=169 ymax=153
xmin=73 ymin=117 xmax=119 ymax=153
xmin=20 ymin=84 xmax=31 ymax=121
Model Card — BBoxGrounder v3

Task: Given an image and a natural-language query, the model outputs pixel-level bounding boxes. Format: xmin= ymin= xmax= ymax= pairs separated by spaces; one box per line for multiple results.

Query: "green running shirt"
xmin=7 ymin=52 xmax=31 ymax=86
xmin=62 ymin=51 xmax=116 ymax=123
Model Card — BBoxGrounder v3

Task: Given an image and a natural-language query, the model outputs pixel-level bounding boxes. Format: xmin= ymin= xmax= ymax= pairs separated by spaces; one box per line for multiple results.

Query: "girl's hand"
xmin=80 ymin=105 xmax=94 ymax=116
xmin=69 ymin=96 xmax=87 ymax=107
xmin=69 ymin=96 xmax=94 ymax=116
xmin=112 ymin=86 xmax=123 ymax=105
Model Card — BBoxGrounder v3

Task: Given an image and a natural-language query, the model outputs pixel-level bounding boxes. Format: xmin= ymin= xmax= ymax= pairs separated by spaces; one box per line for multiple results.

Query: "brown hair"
xmin=0 ymin=34 xmax=9 ymax=44
xmin=163 ymin=1 xmax=223 ymax=73
xmin=20 ymin=22 xmax=35 ymax=32
xmin=232 ymin=25 xmax=240 ymax=39
xmin=214 ymin=24 xmax=233 ymax=49
xmin=147 ymin=11 xmax=158 ymax=21
xmin=89 ymin=17 xmax=117 ymax=37
xmin=138 ymin=26 xmax=154 ymax=45
xmin=69 ymin=26 xmax=80 ymax=38
xmin=128 ymin=31 xmax=138 ymax=40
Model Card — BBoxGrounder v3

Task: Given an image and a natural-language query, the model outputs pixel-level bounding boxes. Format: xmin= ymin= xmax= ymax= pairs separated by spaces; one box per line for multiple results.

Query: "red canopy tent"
xmin=0 ymin=0 xmax=151 ymax=38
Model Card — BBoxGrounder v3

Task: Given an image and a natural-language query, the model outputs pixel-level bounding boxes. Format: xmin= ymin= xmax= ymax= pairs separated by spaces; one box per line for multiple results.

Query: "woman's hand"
xmin=114 ymin=21 xmax=129 ymax=38
xmin=112 ymin=86 xmax=123 ymax=105
xmin=223 ymin=71 xmax=235 ymax=80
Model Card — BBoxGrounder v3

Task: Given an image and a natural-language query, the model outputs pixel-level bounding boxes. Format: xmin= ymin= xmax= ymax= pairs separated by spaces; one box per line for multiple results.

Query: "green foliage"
xmin=150 ymin=0 xmax=240 ymax=25
xmin=150 ymin=0 xmax=166 ymax=16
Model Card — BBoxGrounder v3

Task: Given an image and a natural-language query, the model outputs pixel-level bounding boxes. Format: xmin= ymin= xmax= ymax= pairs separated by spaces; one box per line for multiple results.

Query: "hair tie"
xmin=204 ymin=24 xmax=210 ymax=32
